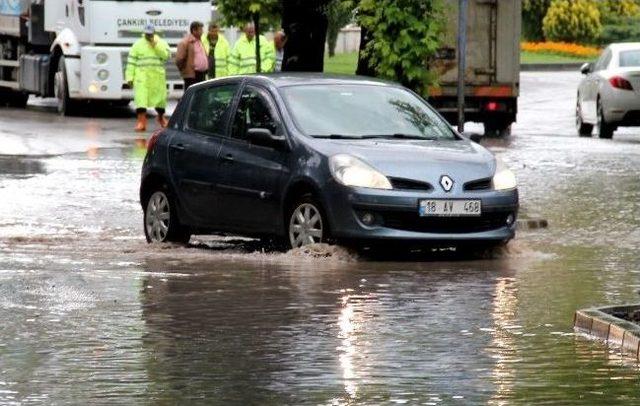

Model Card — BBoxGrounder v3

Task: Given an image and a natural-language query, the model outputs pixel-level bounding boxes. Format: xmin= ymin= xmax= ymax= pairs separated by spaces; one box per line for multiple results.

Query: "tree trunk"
xmin=282 ymin=0 xmax=330 ymax=72
xmin=356 ymin=26 xmax=376 ymax=77
xmin=253 ymin=13 xmax=262 ymax=73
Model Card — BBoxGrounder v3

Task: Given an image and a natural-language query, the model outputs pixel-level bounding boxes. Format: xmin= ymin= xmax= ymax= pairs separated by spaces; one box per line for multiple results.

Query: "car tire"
xmin=143 ymin=185 xmax=191 ymax=244
xmin=597 ymin=100 xmax=614 ymax=139
xmin=576 ymin=100 xmax=593 ymax=137
xmin=287 ymin=194 xmax=329 ymax=249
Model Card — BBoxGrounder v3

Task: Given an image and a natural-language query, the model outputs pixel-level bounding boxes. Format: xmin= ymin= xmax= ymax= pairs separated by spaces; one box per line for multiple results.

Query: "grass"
xmin=324 ymin=52 xmax=358 ymax=75
xmin=520 ymin=51 xmax=595 ymax=64
xmin=323 ymin=51 xmax=594 ymax=74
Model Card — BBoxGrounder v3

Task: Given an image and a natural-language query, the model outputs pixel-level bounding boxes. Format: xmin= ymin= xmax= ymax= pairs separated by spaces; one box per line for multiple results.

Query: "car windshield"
xmin=280 ymin=84 xmax=457 ymax=140
xmin=619 ymin=50 xmax=640 ymax=67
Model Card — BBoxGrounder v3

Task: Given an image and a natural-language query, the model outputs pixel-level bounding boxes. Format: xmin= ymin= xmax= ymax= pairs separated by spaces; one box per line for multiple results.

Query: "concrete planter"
xmin=574 ymin=305 xmax=640 ymax=359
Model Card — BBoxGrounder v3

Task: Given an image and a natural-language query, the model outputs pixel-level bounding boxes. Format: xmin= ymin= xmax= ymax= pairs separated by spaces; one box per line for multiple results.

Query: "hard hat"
xmin=144 ymin=24 xmax=155 ymax=35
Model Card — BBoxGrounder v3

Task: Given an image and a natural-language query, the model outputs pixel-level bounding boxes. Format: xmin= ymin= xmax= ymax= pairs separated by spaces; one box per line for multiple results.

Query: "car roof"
xmin=608 ymin=42 xmax=640 ymax=52
xmin=239 ymin=73 xmax=400 ymax=88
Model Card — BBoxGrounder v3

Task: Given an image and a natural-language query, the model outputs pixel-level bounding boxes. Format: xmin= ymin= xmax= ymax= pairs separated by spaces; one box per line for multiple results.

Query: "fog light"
xmin=360 ymin=212 xmax=375 ymax=226
xmin=506 ymin=214 xmax=515 ymax=226
xmin=88 ymin=83 xmax=99 ymax=93
xmin=101 ymin=85 xmax=108 ymax=92
xmin=97 ymin=69 xmax=109 ymax=81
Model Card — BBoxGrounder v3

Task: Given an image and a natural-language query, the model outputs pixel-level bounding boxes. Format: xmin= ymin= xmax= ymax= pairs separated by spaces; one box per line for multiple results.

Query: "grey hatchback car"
xmin=140 ymin=74 xmax=519 ymax=249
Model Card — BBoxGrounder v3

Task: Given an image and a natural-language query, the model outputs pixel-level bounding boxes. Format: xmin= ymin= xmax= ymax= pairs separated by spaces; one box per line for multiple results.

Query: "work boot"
xmin=134 ymin=112 xmax=147 ymax=132
xmin=156 ymin=114 xmax=168 ymax=128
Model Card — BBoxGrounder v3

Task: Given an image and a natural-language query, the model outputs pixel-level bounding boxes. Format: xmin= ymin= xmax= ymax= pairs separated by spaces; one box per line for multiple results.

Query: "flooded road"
xmin=2 ymin=71 xmax=640 ymax=404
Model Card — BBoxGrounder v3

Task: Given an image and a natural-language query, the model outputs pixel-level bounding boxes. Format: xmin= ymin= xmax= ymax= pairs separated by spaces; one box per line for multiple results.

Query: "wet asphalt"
xmin=2 ymin=71 xmax=640 ymax=404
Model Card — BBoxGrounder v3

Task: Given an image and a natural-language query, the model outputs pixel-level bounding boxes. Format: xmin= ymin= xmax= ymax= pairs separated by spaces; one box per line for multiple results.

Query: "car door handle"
xmin=170 ymin=144 xmax=186 ymax=151
xmin=221 ymin=154 xmax=234 ymax=163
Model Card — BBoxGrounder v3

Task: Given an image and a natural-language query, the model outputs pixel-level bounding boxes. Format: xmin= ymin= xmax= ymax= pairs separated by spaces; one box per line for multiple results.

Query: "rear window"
xmin=619 ymin=50 xmax=640 ymax=67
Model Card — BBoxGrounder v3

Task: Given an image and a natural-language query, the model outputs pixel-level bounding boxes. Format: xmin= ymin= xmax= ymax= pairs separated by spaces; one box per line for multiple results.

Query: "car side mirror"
xmin=463 ymin=132 xmax=483 ymax=143
xmin=247 ymin=128 xmax=285 ymax=148
xmin=580 ymin=62 xmax=593 ymax=75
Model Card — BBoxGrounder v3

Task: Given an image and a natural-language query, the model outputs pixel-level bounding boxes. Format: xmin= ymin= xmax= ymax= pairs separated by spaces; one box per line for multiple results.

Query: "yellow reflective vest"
xmin=229 ymin=34 xmax=275 ymax=75
xmin=125 ymin=35 xmax=170 ymax=109
xmin=202 ymin=33 xmax=231 ymax=78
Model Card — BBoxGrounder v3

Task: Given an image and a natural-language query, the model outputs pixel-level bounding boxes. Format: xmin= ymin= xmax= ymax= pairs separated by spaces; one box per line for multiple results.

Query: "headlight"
xmin=96 ymin=52 xmax=108 ymax=64
xmin=492 ymin=158 xmax=517 ymax=190
xmin=329 ymin=154 xmax=392 ymax=190
xmin=97 ymin=69 xmax=109 ymax=81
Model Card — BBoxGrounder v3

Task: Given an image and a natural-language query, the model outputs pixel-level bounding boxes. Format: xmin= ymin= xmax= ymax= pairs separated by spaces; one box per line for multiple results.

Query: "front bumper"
xmin=323 ymin=182 xmax=519 ymax=243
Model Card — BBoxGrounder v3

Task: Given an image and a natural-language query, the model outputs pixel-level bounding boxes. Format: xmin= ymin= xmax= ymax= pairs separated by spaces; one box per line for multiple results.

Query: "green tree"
xmin=597 ymin=0 xmax=639 ymax=22
xmin=523 ymin=0 xmax=552 ymax=41
xmin=217 ymin=0 xmax=281 ymax=28
xmin=354 ymin=0 xmax=445 ymax=93
xmin=216 ymin=0 xmax=281 ymax=72
xmin=543 ymin=0 xmax=602 ymax=44
xmin=326 ymin=0 xmax=354 ymax=57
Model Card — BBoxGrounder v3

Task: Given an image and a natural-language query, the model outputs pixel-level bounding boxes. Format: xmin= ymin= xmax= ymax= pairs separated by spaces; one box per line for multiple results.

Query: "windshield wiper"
xmin=312 ymin=134 xmax=379 ymax=139
xmin=372 ymin=133 xmax=436 ymax=140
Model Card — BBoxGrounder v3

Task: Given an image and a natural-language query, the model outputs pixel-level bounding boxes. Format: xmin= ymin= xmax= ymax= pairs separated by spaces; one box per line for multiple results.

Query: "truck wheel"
xmin=484 ymin=120 xmax=511 ymax=137
xmin=0 ymin=89 xmax=28 ymax=108
xmin=54 ymin=56 xmax=79 ymax=116
xmin=8 ymin=92 xmax=29 ymax=108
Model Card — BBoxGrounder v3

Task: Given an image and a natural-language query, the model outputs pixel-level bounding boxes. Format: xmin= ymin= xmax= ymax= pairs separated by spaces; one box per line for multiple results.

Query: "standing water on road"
xmin=2 ymin=72 xmax=640 ymax=404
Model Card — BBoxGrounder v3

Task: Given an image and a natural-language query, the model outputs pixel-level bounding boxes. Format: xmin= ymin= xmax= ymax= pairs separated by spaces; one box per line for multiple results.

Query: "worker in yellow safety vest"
xmin=125 ymin=24 xmax=170 ymax=132
xmin=229 ymin=23 xmax=275 ymax=75
xmin=202 ymin=22 xmax=231 ymax=79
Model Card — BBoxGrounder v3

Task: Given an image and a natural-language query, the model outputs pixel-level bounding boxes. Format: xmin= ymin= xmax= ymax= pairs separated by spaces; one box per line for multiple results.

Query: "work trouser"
xmin=184 ymin=71 xmax=207 ymax=90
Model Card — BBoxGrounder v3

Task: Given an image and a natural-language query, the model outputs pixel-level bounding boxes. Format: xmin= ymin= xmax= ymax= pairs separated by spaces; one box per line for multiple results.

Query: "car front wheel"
xmin=597 ymin=100 xmax=614 ymax=139
xmin=143 ymin=188 xmax=190 ymax=244
xmin=288 ymin=195 xmax=328 ymax=249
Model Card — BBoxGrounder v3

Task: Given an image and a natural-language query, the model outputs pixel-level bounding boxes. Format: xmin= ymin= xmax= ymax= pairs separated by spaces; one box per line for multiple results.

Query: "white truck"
xmin=0 ymin=0 xmax=210 ymax=115
xmin=429 ymin=0 xmax=521 ymax=136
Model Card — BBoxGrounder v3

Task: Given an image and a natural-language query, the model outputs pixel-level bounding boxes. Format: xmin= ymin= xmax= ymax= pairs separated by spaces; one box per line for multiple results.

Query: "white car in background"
xmin=576 ymin=43 xmax=640 ymax=139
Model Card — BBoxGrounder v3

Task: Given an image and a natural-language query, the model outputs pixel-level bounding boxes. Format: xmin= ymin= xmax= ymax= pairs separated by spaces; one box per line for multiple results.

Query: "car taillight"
xmin=609 ymin=76 xmax=633 ymax=91
xmin=147 ymin=129 xmax=163 ymax=153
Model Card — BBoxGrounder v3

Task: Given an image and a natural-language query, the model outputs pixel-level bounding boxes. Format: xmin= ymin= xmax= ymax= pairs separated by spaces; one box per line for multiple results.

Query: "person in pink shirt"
xmin=176 ymin=21 xmax=209 ymax=90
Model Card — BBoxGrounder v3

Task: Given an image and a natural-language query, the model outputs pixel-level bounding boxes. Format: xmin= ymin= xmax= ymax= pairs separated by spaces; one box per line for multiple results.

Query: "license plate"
xmin=419 ymin=199 xmax=482 ymax=217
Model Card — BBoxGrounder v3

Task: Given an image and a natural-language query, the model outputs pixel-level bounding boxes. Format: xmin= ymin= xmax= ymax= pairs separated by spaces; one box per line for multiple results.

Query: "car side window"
xmin=187 ymin=84 xmax=238 ymax=136
xmin=594 ymin=50 xmax=611 ymax=71
xmin=231 ymin=86 xmax=278 ymax=142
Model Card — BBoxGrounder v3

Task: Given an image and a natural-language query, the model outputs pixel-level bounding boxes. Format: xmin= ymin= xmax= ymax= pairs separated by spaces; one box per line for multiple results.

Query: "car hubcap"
xmin=289 ymin=203 xmax=323 ymax=248
xmin=145 ymin=191 xmax=170 ymax=242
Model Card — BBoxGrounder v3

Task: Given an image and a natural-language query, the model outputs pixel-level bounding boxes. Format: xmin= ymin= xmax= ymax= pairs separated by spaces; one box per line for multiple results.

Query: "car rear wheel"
xmin=597 ymin=100 xmax=614 ymax=139
xmin=288 ymin=195 xmax=328 ymax=249
xmin=143 ymin=188 xmax=191 ymax=244
xmin=576 ymin=101 xmax=593 ymax=137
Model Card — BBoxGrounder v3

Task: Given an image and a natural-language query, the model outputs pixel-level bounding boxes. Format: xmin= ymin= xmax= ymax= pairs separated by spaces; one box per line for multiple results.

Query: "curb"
xmin=521 ymin=63 xmax=585 ymax=72
xmin=516 ymin=218 xmax=549 ymax=230
xmin=574 ymin=305 xmax=640 ymax=359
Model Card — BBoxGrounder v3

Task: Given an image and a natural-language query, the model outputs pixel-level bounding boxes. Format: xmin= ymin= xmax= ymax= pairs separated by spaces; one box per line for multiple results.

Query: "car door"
xmin=585 ymin=49 xmax=611 ymax=122
xmin=167 ymin=82 xmax=239 ymax=226
xmin=216 ymin=85 xmax=288 ymax=233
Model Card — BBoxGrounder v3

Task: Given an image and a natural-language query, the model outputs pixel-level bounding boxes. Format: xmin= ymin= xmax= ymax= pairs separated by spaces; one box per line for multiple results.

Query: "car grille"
xmin=464 ymin=178 xmax=492 ymax=191
xmin=389 ymin=177 xmax=432 ymax=191
xmin=381 ymin=211 xmax=511 ymax=234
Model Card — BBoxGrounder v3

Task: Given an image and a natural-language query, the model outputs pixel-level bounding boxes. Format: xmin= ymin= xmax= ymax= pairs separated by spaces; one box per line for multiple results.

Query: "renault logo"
xmin=440 ymin=175 xmax=454 ymax=192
